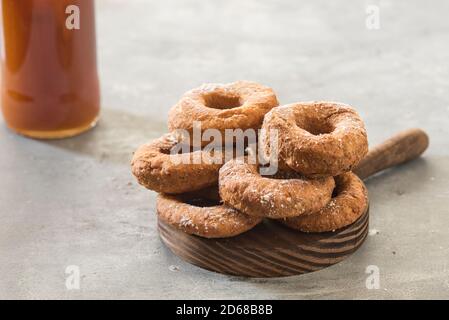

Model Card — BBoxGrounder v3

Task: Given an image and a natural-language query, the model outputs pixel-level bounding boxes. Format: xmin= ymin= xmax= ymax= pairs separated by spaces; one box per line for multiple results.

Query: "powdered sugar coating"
xmin=261 ymin=101 xmax=368 ymax=177
xmin=281 ymin=172 xmax=368 ymax=232
xmin=219 ymin=159 xmax=335 ymax=218
xmin=168 ymin=81 xmax=279 ymax=146
xmin=131 ymin=133 xmax=223 ymax=194
xmin=157 ymin=188 xmax=262 ymax=238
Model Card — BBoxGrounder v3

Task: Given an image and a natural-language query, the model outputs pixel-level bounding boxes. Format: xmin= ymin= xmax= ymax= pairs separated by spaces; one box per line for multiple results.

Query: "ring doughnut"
xmin=157 ymin=188 xmax=262 ymax=238
xmin=131 ymin=133 xmax=223 ymax=194
xmin=168 ymin=81 xmax=279 ymax=145
xmin=281 ymin=173 xmax=368 ymax=233
xmin=218 ymin=159 xmax=335 ymax=218
xmin=261 ymin=101 xmax=368 ymax=177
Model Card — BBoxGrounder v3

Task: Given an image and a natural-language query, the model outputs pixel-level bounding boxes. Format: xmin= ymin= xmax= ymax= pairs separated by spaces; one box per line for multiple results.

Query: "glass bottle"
xmin=0 ymin=0 xmax=100 ymax=139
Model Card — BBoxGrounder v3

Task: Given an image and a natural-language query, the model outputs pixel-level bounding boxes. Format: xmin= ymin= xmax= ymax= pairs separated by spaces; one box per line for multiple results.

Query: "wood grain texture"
xmin=159 ymin=207 xmax=369 ymax=277
xmin=158 ymin=129 xmax=428 ymax=278
xmin=354 ymin=128 xmax=429 ymax=180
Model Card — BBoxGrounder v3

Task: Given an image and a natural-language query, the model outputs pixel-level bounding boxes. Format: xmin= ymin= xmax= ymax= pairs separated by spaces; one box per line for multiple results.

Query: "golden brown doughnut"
xmin=261 ymin=101 xmax=368 ymax=177
xmin=157 ymin=188 xmax=262 ymax=238
xmin=218 ymin=159 xmax=335 ymax=218
xmin=131 ymin=133 xmax=224 ymax=194
xmin=168 ymin=81 xmax=279 ymax=145
xmin=281 ymin=173 xmax=368 ymax=232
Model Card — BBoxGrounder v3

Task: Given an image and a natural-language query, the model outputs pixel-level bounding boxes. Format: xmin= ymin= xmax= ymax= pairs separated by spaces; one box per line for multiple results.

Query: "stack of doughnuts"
xmin=131 ymin=81 xmax=369 ymax=238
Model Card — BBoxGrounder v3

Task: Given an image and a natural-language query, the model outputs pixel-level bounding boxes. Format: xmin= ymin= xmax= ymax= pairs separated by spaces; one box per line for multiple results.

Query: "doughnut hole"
xmin=203 ymin=92 xmax=242 ymax=110
xmin=296 ymin=117 xmax=334 ymax=136
xmin=179 ymin=187 xmax=222 ymax=207
xmin=262 ymin=168 xmax=304 ymax=180
xmin=183 ymin=197 xmax=220 ymax=207
xmin=331 ymin=185 xmax=340 ymax=198
xmin=331 ymin=175 xmax=349 ymax=198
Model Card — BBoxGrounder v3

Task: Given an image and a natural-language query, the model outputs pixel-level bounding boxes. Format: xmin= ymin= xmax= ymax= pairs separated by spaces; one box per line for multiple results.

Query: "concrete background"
xmin=1 ymin=0 xmax=449 ymax=299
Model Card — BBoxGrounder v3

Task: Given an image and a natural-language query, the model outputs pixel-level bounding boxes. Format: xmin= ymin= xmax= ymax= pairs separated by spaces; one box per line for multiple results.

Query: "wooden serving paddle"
xmin=158 ymin=128 xmax=429 ymax=277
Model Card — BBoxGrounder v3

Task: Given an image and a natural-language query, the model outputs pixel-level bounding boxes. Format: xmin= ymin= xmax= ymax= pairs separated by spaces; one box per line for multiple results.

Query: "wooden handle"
xmin=354 ymin=128 xmax=429 ymax=180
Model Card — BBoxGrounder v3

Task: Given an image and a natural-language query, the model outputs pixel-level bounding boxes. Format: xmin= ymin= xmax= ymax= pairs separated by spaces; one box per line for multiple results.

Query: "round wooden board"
xmin=158 ymin=206 xmax=369 ymax=278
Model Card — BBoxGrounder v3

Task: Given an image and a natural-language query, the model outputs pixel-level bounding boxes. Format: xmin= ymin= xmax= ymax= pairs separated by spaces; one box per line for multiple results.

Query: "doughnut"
xmin=261 ymin=101 xmax=368 ymax=177
xmin=157 ymin=188 xmax=262 ymax=238
xmin=131 ymin=133 xmax=224 ymax=194
xmin=281 ymin=173 xmax=368 ymax=232
xmin=218 ymin=159 xmax=335 ymax=219
xmin=168 ymin=81 xmax=279 ymax=145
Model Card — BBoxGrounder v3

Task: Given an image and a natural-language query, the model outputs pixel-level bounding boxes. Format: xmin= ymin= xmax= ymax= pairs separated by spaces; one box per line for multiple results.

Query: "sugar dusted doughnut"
xmin=157 ymin=188 xmax=262 ymax=238
xmin=281 ymin=173 xmax=368 ymax=232
xmin=168 ymin=81 xmax=278 ymax=145
xmin=218 ymin=159 xmax=335 ymax=219
xmin=261 ymin=102 xmax=368 ymax=177
xmin=131 ymin=133 xmax=223 ymax=194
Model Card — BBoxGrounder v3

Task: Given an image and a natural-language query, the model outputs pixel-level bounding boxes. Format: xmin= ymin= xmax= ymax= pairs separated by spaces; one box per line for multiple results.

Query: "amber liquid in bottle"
xmin=0 ymin=0 xmax=100 ymax=139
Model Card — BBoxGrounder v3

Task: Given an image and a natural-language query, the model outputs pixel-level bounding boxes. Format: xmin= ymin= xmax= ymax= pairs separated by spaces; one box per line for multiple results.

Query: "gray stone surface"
xmin=1 ymin=0 xmax=449 ymax=299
